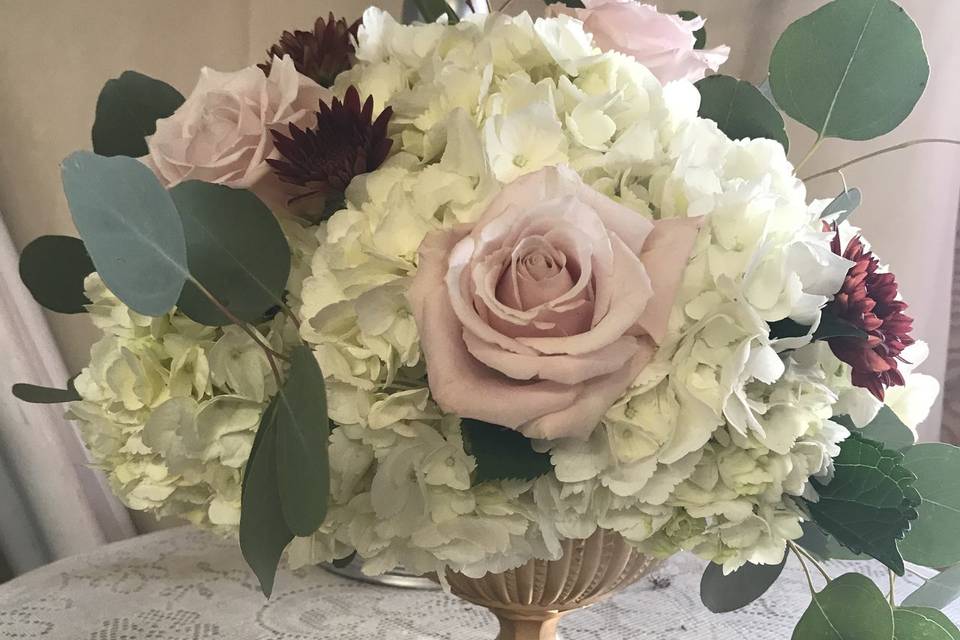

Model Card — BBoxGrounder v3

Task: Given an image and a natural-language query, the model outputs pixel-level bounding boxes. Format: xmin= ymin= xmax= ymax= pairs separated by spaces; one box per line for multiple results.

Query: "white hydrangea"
xmin=69 ymin=219 xmax=312 ymax=529
xmin=70 ymin=9 xmax=934 ymax=579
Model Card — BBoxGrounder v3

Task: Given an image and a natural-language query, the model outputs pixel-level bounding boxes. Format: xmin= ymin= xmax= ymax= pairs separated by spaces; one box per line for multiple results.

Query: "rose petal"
xmin=520 ymin=338 xmax=656 ymax=439
xmin=463 ymin=330 xmax=641 ymax=385
xmin=635 ymin=217 xmax=705 ymax=343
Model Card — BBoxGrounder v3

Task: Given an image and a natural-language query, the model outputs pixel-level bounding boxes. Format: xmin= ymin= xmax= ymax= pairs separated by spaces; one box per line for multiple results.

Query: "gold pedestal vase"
xmin=444 ymin=529 xmax=660 ymax=640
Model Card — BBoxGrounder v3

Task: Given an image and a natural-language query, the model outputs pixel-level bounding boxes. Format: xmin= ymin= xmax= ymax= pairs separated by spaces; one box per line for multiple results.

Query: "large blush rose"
xmin=549 ymin=0 xmax=729 ymax=84
xmin=408 ymin=166 xmax=702 ymax=440
xmin=145 ymin=55 xmax=327 ymax=194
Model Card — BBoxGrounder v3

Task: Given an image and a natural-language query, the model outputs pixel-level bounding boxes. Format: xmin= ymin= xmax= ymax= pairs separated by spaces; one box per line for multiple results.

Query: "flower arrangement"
xmin=13 ymin=0 xmax=960 ymax=637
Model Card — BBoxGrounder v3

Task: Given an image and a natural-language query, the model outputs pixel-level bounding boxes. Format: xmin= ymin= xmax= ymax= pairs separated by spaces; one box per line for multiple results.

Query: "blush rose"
xmin=548 ymin=0 xmax=729 ymax=84
xmin=408 ymin=166 xmax=703 ymax=440
xmin=144 ymin=55 xmax=328 ymax=203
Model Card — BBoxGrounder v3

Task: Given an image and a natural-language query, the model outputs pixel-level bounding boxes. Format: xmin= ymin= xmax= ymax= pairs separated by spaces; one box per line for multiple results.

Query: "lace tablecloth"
xmin=1 ymin=527 xmax=956 ymax=639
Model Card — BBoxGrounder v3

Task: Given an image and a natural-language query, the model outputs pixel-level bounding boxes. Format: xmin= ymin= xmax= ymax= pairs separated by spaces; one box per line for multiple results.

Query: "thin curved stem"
xmin=795 ymin=137 xmax=825 ymax=174
xmin=280 ymin=304 xmax=300 ymax=329
xmin=788 ymin=541 xmax=819 ymax=595
xmin=497 ymin=0 xmax=516 ymax=11
xmin=790 ymin=542 xmax=832 ymax=584
xmin=888 ymin=569 xmax=896 ymax=607
xmin=188 ymin=277 xmax=289 ymax=362
xmin=802 ymin=138 xmax=960 ymax=182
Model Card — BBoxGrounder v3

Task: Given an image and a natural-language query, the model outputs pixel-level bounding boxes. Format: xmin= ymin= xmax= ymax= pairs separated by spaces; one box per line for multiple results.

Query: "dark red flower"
xmin=824 ymin=223 xmax=915 ymax=401
xmin=267 ymin=87 xmax=393 ymax=217
xmin=258 ymin=14 xmax=360 ymax=88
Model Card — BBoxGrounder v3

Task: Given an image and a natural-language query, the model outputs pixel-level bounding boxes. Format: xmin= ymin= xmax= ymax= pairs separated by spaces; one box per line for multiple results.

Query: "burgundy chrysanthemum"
xmin=267 ymin=87 xmax=393 ymax=215
xmin=258 ymin=14 xmax=361 ymax=88
xmin=825 ymin=223 xmax=915 ymax=401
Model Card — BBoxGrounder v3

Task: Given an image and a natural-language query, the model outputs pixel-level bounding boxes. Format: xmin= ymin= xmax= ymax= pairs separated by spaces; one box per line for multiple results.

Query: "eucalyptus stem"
xmin=794 ymin=137 xmax=824 ymax=174
xmin=188 ymin=277 xmax=289 ymax=362
xmin=790 ymin=542 xmax=832 ymax=584
xmin=789 ymin=541 xmax=819 ymax=595
xmin=280 ymin=304 xmax=301 ymax=330
xmin=888 ymin=570 xmax=896 ymax=607
xmin=802 ymin=138 xmax=960 ymax=181
xmin=497 ymin=0 xmax=516 ymax=12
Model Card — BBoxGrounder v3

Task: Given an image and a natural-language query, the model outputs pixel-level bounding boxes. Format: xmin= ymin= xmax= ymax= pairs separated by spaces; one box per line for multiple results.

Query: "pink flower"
xmin=144 ymin=55 xmax=328 ymax=198
xmin=408 ymin=166 xmax=702 ymax=440
xmin=549 ymin=0 xmax=729 ymax=83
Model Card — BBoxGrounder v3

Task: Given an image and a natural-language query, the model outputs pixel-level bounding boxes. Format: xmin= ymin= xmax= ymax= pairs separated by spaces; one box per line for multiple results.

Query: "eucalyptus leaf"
xmin=769 ymin=0 xmax=929 ymax=141
xmin=820 ymin=188 xmax=863 ymax=224
xmin=546 ymin=0 xmax=585 ymax=7
xmin=275 ymin=346 xmax=330 ymax=537
xmin=757 ymin=77 xmax=778 ymax=108
xmin=792 ymin=573 xmax=894 ymax=640
xmin=171 ymin=182 xmax=291 ymax=326
xmin=805 ymin=433 xmax=921 ymax=575
xmin=859 ymin=406 xmax=916 ymax=452
xmin=461 ymin=419 xmax=552 ymax=484
xmin=899 ymin=608 xmax=960 ymax=640
xmin=797 ymin=521 xmax=870 ymax=562
xmin=700 ymin=555 xmax=786 ymax=613
xmin=900 ymin=444 xmax=960 ymax=568
xmin=243 ymin=398 xmax=278 ymax=501
xmin=813 ymin=313 xmax=870 ymax=341
xmin=11 ymin=381 xmax=80 ymax=404
xmin=696 ymin=75 xmax=789 ymax=150
xmin=239 ymin=400 xmax=292 ymax=597
xmin=902 ymin=564 xmax=960 ymax=611
xmin=18 ymin=235 xmax=94 ymax=314
xmin=410 ymin=0 xmax=459 ymax=24
xmin=92 ymin=70 xmax=184 ymax=157
xmin=677 ymin=10 xmax=707 ymax=49
xmin=61 ymin=151 xmax=188 ymax=317
xmin=894 ymin=607 xmax=959 ymax=640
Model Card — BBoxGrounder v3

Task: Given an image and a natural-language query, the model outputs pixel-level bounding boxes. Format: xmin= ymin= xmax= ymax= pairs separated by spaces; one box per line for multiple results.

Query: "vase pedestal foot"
xmin=491 ymin=608 xmax=563 ymax=640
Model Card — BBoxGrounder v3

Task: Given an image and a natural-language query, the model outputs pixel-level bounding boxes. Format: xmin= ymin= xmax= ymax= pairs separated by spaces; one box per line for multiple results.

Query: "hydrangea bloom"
xmin=71 ymin=9 xmax=911 ymax=578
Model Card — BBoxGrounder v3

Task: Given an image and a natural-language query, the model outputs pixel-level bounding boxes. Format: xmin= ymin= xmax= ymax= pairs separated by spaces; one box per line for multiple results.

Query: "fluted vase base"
xmin=444 ymin=529 xmax=660 ymax=640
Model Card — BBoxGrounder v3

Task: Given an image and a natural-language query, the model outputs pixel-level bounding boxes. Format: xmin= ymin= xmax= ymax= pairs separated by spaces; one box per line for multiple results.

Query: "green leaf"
xmin=677 ymin=10 xmax=707 ymax=49
xmin=700 ymin=555 xmax=787 ymax=613
xmin=461 ymin=419 xmax=552 ymax=484
xmin=797 ymin=521 xmax=871 ymax=561
xmin=805 ymin=433 xmax=921 ymax=575
xmin=12 ymin=380 xmax=80 ymax=404
xmin=769 ymin=0 xmax=929 ymax=141
xmin=239 ymin=399 xmax=293 ymax=598
xmin=170 ymin=182 xmax=291 ymax=326
xmin=61 ymin=151 xmax=188 ymax=317
xmin=902 ymin=564 xmax=960 ymax=611
xmin=859 ymin=406 xmax=916 ymax=452
xmin=898 ymin=608 xmax=960 ymax=640
xmin=546 ymin=0 xmax=585 ymax=7
xmin=814 ymin=313 xmax=870 ymax=341
xmin=410 ymin=0 xmax=459 ymax=24
xmin=243 ymin=398 xmax=278 ymax=500
xmin=820 ymin=188 xmax=862 ymax=224
xmin=18 ymin=235 xmax=94 ymax=314
xmin=894 ymin=607 xmax=959 ymax=640
xmin=900 ymin=444 xmax=960 ymax=568
xmin=92 ymin=71 xmax=184 ymax=158
xmin=769 ymin=318 xmax=812 ymax=340
xmin=275 ymin=346 xmax=330 ymax=537
xmin=792 ymin=573 xmax=894 ymax=640
xmin=696 ymin=76 xmax=789 ymax=151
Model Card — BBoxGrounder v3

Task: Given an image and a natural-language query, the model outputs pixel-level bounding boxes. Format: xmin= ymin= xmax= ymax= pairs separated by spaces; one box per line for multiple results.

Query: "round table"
xmin=0 ymin=527 xmax=955 ymax=639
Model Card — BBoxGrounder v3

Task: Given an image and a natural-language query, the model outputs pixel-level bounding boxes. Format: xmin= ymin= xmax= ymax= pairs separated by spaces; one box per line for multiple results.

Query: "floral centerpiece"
xmin=13 ymin=0 xmax=960 ymax=638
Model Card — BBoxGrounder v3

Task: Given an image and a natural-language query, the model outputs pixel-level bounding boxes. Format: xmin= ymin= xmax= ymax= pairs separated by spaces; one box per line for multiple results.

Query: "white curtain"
xmin=0 ymin=215 xmax=134 ymax=577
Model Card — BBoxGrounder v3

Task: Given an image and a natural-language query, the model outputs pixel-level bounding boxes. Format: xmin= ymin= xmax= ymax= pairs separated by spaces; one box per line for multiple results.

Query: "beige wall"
xmin=1 ymin=0 xmax=956 ymax=437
